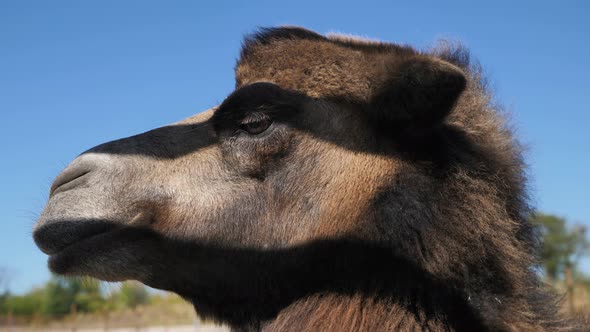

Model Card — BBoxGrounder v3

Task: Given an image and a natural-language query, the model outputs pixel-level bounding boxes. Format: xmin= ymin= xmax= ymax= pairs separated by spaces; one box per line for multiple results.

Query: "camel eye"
xmin=240 ymin=117 xmax=272 ymax=135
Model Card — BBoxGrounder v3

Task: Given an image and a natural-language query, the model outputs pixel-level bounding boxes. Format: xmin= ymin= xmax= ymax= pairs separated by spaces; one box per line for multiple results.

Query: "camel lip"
xmin=48 ymin=229 xmax=112 ymax=257
xmin=45 ymin=224 xmax=161 ymax=281
xmin=33 ymin=220 xmax=117 ymax=256
xmin=44 ymin=228 xmax=119 ymax=278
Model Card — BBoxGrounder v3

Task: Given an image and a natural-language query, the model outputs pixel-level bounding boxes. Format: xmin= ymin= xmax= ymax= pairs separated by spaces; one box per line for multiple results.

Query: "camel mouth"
xmin=33 ymin=220 xmax=117 ymax=256
xmin=34 ymin=219 xmax=162 ymax=281
xmin=40 ymin=222 xmax=162 ymax=282
xmin=46 ymin=226 xmax=118 ymax=276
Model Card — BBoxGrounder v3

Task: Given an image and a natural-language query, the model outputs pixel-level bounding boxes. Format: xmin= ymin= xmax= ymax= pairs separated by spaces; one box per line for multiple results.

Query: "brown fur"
xmin=33 ymin=27 xmax=587 ymax=331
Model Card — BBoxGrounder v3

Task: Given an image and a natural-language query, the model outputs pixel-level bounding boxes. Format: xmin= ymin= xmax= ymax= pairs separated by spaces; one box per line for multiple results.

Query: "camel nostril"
xmin=50 ymin=167 xmax=92 ymax=197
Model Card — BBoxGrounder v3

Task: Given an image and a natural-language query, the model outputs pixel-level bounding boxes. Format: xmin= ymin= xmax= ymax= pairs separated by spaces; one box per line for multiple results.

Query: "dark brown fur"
xmin=33 ymin=27 xmax=587 ymax=331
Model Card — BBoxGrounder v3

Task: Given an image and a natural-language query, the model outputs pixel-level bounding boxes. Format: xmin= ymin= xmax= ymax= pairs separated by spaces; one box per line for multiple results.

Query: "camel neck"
xmin=253 ymin=290 xmax=487 ymax=332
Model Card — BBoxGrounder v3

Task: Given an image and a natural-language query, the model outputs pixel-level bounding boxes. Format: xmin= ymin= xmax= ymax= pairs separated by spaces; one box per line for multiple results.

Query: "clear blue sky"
xmin=1 ymin=1 xmax=589 ymax=294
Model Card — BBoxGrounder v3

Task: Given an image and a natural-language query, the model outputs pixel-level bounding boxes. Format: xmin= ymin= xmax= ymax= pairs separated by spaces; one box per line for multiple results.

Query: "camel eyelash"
xmin=240 ymin=111 xmax=271 ymax=125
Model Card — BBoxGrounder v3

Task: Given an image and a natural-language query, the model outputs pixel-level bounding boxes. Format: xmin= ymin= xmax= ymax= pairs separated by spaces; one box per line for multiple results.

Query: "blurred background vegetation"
xmin=0 ymin=278 xmax=150 ymax=318
xmin=0 ymin=212 xmax=588 ymax=328
xmin=0 ymin=278 xmax=198 ymax=329
xmin=533 ymin=213 xmax=590 ymax=313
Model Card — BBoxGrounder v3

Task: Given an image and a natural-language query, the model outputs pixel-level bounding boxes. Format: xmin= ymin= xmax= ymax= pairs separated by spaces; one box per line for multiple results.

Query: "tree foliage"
xmin=0 ymin=276 xmax=149 ymax=318
xmin=41 ymin=278 xmax=73 ymax=316
xmin=532 ymin=213 xmax=590 ymax=281
xmin=0 ymin=288 xmax=44 ymax=316
xmin=118 ymin=281 xmax=149 ymax=309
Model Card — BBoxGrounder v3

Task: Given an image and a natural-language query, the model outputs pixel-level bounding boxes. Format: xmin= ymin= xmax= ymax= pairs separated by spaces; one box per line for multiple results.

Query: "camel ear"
xmin=371 ymin=58 xmax=466 ymax=132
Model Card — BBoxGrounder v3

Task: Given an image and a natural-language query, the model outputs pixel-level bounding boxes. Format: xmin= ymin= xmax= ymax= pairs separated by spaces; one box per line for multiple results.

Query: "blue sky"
xmin=1 ymin=1 xmax=588 ymax=294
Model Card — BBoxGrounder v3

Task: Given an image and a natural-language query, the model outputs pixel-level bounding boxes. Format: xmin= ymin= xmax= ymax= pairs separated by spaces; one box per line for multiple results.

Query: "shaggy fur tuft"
xmin=234 ymin=27 xmax=586 ymax=331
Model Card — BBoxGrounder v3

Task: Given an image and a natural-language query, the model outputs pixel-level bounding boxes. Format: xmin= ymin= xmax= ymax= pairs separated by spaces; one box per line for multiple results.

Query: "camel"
xmin=33 ymin=27 xmax=584 ymax=331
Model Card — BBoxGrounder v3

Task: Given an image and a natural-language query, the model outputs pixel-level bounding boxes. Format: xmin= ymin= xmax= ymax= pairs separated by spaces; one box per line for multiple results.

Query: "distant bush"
xmin=117 ymin=281 xmax=149 ymax=309
xmin=0 ymin=288 xmax=44 ymax=316
xmin=0 ymin=277 xmax=150 ymax=319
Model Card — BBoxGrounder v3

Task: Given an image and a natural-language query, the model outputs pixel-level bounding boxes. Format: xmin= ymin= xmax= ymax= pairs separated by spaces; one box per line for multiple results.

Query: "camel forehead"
xmin=235 ymin=27 xmax=417 ymax=102
xmin=172 ymin=107 xmax=215 ymax=125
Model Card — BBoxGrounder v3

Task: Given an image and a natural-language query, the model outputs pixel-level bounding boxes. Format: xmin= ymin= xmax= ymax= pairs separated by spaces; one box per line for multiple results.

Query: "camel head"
xmin=34 ymin=28 xmax=558 ymax=331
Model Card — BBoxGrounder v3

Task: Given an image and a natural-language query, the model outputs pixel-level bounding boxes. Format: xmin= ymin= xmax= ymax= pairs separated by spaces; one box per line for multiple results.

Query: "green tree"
xmin=0 ymin=288 xmax=45 ymax=316
xmin=0 ymin=276 xmax=111 ymax=319
xmin=72 ymin=278 xmax=105 ymax=312
xmin=532 ymin=213 xmax=589 ymax=282
xmin=42 ymin=277 xmax=75 ymax=316
xmin=118 ymin=282 xmax=149 ymax=309
xmin=41 ymin=277 xmax=105 ymax=316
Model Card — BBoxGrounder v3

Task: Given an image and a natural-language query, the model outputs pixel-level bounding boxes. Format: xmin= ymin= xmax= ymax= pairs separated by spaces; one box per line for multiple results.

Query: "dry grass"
xmin=10 ymin=294 xmax=219 ymax=330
